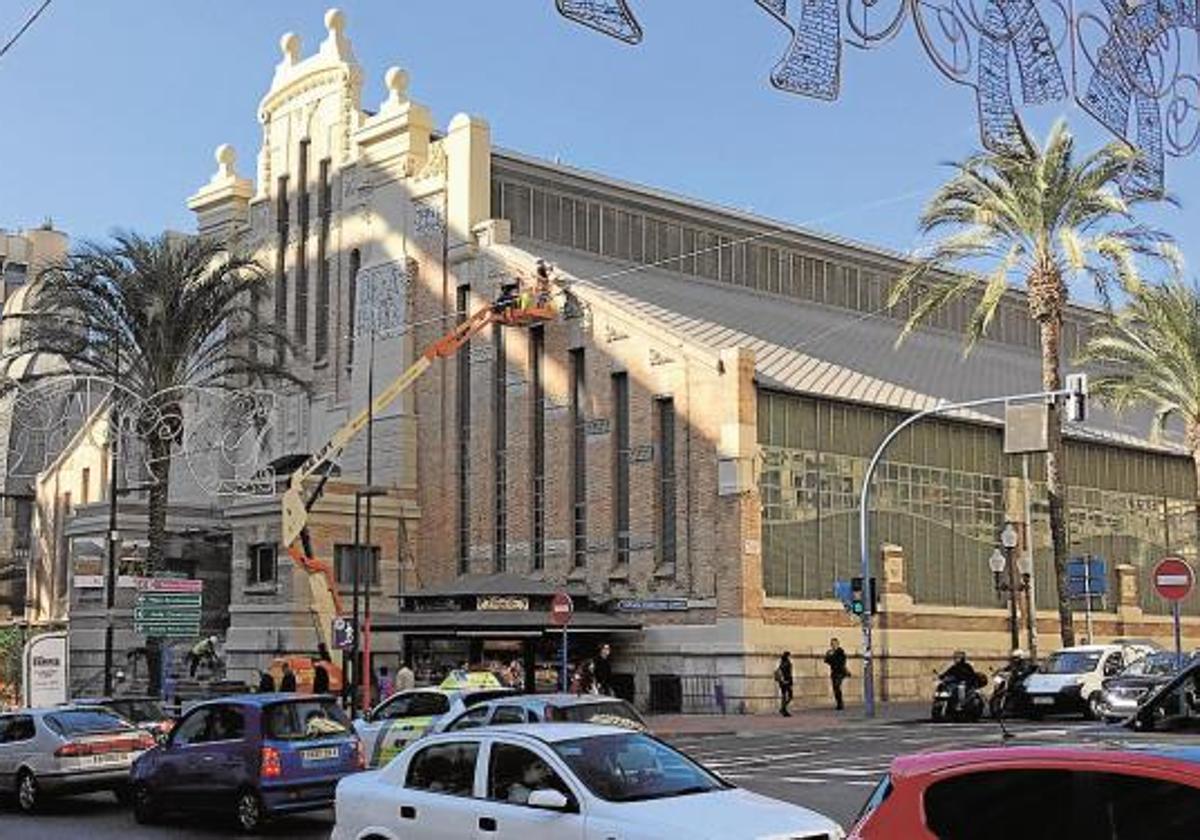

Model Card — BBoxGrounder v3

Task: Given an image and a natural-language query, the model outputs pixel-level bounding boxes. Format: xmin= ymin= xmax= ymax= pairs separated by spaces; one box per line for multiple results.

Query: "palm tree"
xmin=889 ymin=120 xmax=1177 ymax=646
xmin=5 ymin=232 xmax=299 ymax=571
xmin=1080 ymin=278 xmax=1200 ymax=540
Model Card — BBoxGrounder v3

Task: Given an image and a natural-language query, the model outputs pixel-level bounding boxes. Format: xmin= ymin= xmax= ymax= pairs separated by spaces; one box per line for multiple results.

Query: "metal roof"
xmin=518 ymin=243 xmax=1183 ymax=455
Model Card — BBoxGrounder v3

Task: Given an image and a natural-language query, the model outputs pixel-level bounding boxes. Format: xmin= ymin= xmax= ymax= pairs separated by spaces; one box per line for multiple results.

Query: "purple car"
xmin=129 ymin=693 xmax=365 ymax=832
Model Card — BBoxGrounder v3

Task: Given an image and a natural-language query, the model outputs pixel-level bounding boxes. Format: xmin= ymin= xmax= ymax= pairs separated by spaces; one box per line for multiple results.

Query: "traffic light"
xmin=850 ymin=576 xmax=879 ymax=616
xmin=1065 ymin=373 xmax=1088 ymax=423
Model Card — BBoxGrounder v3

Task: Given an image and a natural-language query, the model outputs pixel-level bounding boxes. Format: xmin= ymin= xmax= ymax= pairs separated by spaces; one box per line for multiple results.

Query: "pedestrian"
xmin=593 ymin=643 xmax=614 ymax=696
xmin=378 ymin=665 xmax=394 ymax=701
xmin=316 ymin=642 xmax=332 ymax=663
xmin=506 ymin=658 xmax=524 ymax=691
xmin=280 ymin=660 xmax=297 ymax=692
xmin=312 ymin=661 xmax=330 ymax=694
xmin=257 ymin=669 xmax=276 ymax=693
xmin=774 ymin=651 xmax=794 ymax=717
xmin=824 ymin=637 xmax=849 ymax=711
xmin=396 ymin=660 xmax=416 ymax=692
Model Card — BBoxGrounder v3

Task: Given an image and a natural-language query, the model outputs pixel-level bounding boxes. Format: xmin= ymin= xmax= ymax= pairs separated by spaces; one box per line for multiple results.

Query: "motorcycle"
xmin=931 ymin=672 xmax=986 ymax=722
xmin=988 ymin=663 xmax=1034 ymax=719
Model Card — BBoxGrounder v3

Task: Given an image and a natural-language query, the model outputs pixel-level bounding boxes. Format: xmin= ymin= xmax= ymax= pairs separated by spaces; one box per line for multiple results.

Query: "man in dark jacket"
xmin=824 ymin=638 xmax=849 ymax=711
xmin=280 ymin=661 xmax=297 ymax=692
xmin=593 ymin=644 xmax=614 ymax=696
xmin=312 ymin=661 xmax=331 ymax=694
xmin=775 ymin=652 xmax=794 ymax=716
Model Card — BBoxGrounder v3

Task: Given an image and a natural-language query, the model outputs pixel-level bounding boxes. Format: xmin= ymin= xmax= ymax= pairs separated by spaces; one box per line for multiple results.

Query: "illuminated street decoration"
xmin=555 ymin=0 xmax=1200 ymax=195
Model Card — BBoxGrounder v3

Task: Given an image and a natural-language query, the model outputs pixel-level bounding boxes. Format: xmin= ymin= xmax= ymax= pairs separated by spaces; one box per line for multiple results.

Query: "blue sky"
xmin=1 ymin=0 xmax=1196 ymax=293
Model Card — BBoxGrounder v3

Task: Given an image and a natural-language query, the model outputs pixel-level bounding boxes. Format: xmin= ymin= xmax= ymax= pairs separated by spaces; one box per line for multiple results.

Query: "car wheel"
xmin=16 ymin=770 xmax=39 ymax=813
xmin=1086 ymin=692 xmax=1104 ymax=721
xmin=235 ymin=789 xmax=266 ymax=833
xmin=132 ymin=783 xmax=158 ymax=824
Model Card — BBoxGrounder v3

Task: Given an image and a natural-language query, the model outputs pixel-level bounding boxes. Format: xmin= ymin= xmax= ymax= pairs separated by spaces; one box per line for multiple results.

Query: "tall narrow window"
xmin=315 ymin=157 xmax=331 ymax=361
xmin=657 ymin=397 xmax=677 ymax=569
xmin=612 ymin=371 xmax=630 ymax=567
xmin=274 ymin=175 xmax=290 ymax=362
xmin=570 ymin=349 xmax=587 ymax=568
xmin=456 ymin=285 xmax=471 ymax=574
xmin=493 ymin=325 xmax=508 ymax=573
xmin=346 ymin=249 xmax=361 ymax=370
xmin=81 ymin=468 xmax=91 ymax=505
xmin=530 ymin=327 xmax=545 ymax=570
xmin=294 ymin=140 xmax=310 ymax=346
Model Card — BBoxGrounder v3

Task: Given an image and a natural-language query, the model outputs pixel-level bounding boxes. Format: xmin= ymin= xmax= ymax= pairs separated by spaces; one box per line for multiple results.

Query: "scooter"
xmin=931 ymin=673 xmax=985 ymax=722
xmin=988 ymin=664 xmax=1034 ymax=719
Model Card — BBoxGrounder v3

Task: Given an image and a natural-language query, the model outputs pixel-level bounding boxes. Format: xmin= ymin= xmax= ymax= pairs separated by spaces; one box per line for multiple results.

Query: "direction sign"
xmin=135 ymin=577 xmax=202 ymax=638
xmin=550 ymin=591 xmax=574 ymax=627
xmin=1153 ymin=556 xmax=1195 ymax=601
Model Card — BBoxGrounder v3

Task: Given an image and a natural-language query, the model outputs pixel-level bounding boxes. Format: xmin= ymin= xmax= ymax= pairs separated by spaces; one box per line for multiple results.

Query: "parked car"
xmin=75 ymin=695 xmax=176 ymax=742
xmin=331 ymin=724 xmax=845 ymax=840
xmin=130 ymin=693 xmax=364 ymax=832
xmin=0 ymin=706 xmax=155 ymax=813
xmin=354 ymin=672 xmax=515 ymax=767
xmin=849 ymin=745 xmax=1200 ymax=839
xmin=431 ymin=693 xmax=647 ymax=734
xmin=1022 ymin=643 xmax=1156 ymax=719
xmin=1099 ymin=650 xmax=1200 ymax=722
xmin=1126 ymin=659 xmax=1200 ymax=732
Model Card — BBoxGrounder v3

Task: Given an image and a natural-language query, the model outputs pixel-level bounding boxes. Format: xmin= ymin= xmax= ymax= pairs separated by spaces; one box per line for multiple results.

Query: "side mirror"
xmin=527 ymin=788 xmax=569 ymax=811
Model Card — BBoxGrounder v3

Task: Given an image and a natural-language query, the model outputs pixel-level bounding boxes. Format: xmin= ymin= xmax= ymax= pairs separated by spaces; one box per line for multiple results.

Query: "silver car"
xmin=0 ymin=706 xmax=155 ymax=812
xmin=431 ymin=692 xmax=647 ymax=734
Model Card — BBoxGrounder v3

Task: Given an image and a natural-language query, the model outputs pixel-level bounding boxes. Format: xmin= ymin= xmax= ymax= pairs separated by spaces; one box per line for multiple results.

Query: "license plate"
xmin=1033 ymin=696 xmax=1055 ymax=706
xmin=302 ymin=746 xmax=339 ymax=763
xmin=85 ymin=752 xmax=128 ymax=766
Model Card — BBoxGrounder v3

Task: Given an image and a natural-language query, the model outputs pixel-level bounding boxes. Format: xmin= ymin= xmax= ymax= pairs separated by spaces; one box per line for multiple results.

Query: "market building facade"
xmin=175 ymin=8 xmax=1200 ymax=709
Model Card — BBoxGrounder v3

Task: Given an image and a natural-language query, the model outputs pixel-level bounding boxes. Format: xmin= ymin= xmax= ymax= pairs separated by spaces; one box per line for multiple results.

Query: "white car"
xmin=1023 ymin=643 xmax=1157 ymax=719
xmin=332 ymin=723 xmax=844 ymax=840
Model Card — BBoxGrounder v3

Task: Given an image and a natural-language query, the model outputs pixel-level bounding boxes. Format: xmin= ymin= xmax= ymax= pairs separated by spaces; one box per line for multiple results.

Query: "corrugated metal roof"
xmin=508 ymin=242 xmax=1184 ymax=455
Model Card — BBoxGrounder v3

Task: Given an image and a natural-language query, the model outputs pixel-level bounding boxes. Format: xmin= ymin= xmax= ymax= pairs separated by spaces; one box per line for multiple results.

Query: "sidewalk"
xmin=648 ymin=701 xmax=928 ymax=738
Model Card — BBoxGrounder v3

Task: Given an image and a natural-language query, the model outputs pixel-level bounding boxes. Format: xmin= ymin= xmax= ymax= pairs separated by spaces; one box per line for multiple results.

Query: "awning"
xmin=367 ymin=610 xmax=641 ymax=636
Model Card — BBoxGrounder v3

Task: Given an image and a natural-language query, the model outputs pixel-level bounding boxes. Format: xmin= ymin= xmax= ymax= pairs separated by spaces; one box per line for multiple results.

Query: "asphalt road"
xmin=0 ymin=717 xmax=1114 ymax=839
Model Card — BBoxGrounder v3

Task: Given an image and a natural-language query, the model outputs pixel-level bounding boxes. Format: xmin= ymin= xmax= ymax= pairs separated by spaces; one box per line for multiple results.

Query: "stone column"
xmin=1115 ymin=563 xmax=1142 ymax=630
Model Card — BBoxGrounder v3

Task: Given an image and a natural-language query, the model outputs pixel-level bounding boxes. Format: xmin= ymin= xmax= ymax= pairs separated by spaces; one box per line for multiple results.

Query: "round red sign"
xmin=1153 ymin=556 xmax=1195 ymax=602
xmin=550 ymin=591 xmax=574 ymax=627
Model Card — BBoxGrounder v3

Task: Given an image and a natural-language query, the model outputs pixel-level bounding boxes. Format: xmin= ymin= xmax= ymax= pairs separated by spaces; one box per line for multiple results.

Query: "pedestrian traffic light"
xmin=850 ymin=576 xmax=879 ymax=616
xmin=1065 ymin=373 xmax=1088 ymax=423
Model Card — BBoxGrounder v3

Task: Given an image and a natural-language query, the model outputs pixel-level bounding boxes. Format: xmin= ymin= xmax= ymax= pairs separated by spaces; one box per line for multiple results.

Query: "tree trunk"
xmin=145 ymin=434 xmax=172 ymax=573
xmin=1039 ymin=315 xmax=1076 ymax=647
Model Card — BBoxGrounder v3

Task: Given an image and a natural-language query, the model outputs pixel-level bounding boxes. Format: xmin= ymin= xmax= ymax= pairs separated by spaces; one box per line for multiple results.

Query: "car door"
xmin=395 ymin=739 xmax=487 ymax=840
xmin=154 ymin=707 xmax=213 ymax=808
xmin=196 ymin=704 xmax=248 ymax=807
xmin=0 ymin=715 xmax=17 ymax=777
xmin=475 ymin=738 xmax=586 ymax=840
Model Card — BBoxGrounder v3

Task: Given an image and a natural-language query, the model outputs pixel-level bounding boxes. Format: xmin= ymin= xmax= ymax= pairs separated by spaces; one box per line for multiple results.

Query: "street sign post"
xmin=1067 ymin=555 xmax=1107 ymax=642
xmin=1152 ymin=554 xmax=1190 ymax=667
xmin=1153 ymin=556 xmax=1195 ymax=667
xmin=134 ymin=577 xmax=203 ymax=638
xmin=551 ymin=592 xmax=574 ymax=691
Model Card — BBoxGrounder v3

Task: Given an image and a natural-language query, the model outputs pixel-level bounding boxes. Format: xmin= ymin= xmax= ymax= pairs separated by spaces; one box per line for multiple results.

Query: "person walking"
xmin=378 ymin=666 xmax=394 ymax=701
xmin=279 ymin=660 xmax=297 ymax=693
xmin=312 ymin=661 xmax=331 ymax=695
xmin=396 ymin=660 xmax=416 ymax=692
xmin=824 ymin=638 xmax=849 ymax=711
xmin=593 ymin=644 xmax=614 ymax=696
xmin=775 ymin=651 xmax=794 ymax=717
xmin=257 ymin=669 xmax=276 ymax=693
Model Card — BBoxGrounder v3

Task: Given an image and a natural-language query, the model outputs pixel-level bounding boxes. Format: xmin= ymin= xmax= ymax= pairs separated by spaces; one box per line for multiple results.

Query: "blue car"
xmin=130 ymin=693 xmax=364 ymax=832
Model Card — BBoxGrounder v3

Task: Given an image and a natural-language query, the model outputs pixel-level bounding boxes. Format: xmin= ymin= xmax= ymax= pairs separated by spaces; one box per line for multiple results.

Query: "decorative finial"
xmin=215 ymin=144 xmax=237 ymax=178
xmin=324 ymin=8 xmax=345 ymax=35
xmin=280 ymin=32 xmax=301 ymax=64
xmin=381 ymin=66 xmax=409 ymax=111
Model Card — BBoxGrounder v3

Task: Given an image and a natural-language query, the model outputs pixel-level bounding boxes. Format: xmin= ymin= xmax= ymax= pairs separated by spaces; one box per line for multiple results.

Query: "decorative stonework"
xmin=416 ymin=140 xmax=447 ymax=181
xmin=354 ymin=259 xmax=413 ymax=338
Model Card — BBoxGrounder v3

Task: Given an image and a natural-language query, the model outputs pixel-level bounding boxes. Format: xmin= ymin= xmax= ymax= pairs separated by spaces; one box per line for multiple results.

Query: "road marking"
xmin=812 ymin=768 xmax=880 ymax=776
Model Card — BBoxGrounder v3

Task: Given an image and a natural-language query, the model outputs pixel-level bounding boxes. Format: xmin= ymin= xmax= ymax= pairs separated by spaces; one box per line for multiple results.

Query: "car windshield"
xmin=1044 ymin=652 xmax=1102 ymax=674
xmin=462 ymin=690 xmax=515 ymax=707
xmin=109 ymin=700 xmax=166 ymax=723
xmin=264 ymin=699 xmax=350 ymax=741
xmin=552 ymin=733 xmax=729 ymax=803
xmin=553 ymin=700 xmax=646 ymax=729
xmin=1122 ymin=653 xmax=1179 ymax=678
xmin=46 ymin=709 xmax=133 ymax=736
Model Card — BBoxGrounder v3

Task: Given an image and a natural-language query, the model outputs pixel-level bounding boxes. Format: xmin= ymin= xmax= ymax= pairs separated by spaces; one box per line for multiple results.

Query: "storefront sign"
xmin=616 ymin=597 xmax=688 ymax=612
xmin=477 ymin=595 xmax=529 ymax=612
xmin=73 ymin=575 xmax=104 ymax=589
xmin=23 ymin=632 xmax=68 ymax=708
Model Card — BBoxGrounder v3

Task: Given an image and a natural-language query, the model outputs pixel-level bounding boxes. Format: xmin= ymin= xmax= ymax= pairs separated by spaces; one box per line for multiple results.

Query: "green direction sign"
xmin=137 ymin=594 xmax=201 ymax=607
xmin=134 ymin=607 xmax=201 ymax=621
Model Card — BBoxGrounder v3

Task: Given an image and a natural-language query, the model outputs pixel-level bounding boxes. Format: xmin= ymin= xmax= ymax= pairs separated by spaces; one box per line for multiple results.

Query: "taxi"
xmin=352 ymin=671 xmax=515 ymax=767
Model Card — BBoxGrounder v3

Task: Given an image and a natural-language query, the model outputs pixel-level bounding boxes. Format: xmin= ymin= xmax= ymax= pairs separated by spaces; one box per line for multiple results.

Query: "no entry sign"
xmin=1153 ymin=556 xmax=1195 ymax=602
xmin=551 ymin=591 xmax=574 ymax=627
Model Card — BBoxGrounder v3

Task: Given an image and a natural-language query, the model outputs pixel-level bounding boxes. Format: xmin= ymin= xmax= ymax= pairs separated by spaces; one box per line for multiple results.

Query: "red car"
xmin=849 ymin=745 xmax=1200 ymax=840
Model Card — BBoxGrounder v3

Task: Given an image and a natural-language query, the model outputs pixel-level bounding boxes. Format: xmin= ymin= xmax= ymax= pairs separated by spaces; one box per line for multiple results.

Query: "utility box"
xmin=1004 ymin=402 xmax=1050 ymax=454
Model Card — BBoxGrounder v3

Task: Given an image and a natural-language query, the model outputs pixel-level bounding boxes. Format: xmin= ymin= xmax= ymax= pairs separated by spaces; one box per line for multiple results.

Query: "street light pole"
xmin=362 ymin=327 xmax=375 ymax=715
xmin=858 ymin=382 xmax=1083 ymax=717
xmin=103 ymin=341 xmax=121 ymax=696
xmin=1001 ymin=523 xmax=1020 ymax=652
